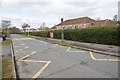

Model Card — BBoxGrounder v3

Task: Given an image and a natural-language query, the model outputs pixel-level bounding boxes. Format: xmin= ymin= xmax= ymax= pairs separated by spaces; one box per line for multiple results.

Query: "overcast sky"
xmin=0 ymin=0 xmax=119 ymax=29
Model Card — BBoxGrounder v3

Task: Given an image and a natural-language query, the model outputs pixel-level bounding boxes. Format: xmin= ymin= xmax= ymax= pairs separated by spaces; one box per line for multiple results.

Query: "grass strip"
xmin=7 ymin=34 xmax=11 ymax=38
xmin=22 ymin=34 xmax=38 ymax=39
xmin=1 ymin=58 xmax=13 ymax=78
xmin=0 ymin=39 xmax=11 ymax=45
xmin=53 ymin=41 xmax=75 ymax=45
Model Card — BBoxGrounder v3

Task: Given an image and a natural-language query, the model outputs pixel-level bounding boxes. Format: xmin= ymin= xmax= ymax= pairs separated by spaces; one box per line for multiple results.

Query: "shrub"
xmin=53 ymin=26 xmax=119 ymax=45
xmin=20 ymin=26 xmax=119 ymax=46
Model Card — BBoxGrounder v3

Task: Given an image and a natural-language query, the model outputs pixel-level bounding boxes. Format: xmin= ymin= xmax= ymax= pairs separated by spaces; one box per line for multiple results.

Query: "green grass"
xmin=1 ymin=58 xmax=13 ymax=78
xmin=24 ymin=35 xmax=38 ymax=39
xmin=0 ymin=60 xmax=2 ymax=79
xmin=22 ymin=34 xmax=38 ymax=39
xmin=7 ymin=34 xmax=11 ymax=38
xmin=0 ymin=39 xmax=11 ymax=45
xmin=54 ymin=41 xmax=75 ymax=45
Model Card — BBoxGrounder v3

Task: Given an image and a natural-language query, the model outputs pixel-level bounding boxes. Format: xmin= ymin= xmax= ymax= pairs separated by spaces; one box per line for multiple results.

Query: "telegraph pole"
xmin=61 ymin=18 xmax=64 ymax=42
xmin=62 ymin=26 xmax=64 ymax=42
xmin=27 ymin=19 xmax=30 ymax=36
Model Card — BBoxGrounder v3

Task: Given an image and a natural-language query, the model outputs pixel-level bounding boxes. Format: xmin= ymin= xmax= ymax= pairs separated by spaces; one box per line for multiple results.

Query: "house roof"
xmin=94 ymin=20 xmax=117 ymax=26
xmin=51 ymin=17 xmax=117 ymax=29
xmin=51 ymin=26 xmax=56 ymax=29
xmin=56 ymin=17 xmax=95 ymax=26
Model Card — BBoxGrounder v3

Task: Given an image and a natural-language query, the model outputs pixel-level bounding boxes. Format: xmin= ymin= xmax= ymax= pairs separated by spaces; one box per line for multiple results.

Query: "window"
xmin=61 ymin=26 xmax=65 ymax=29
xmin=70 ymin=25 xmax=72 ymax=29
xmin=91 ymin=23 xmax=94 ymax=25
xmin=74 ymin=25 xmax=77 ymax=29
xmin=57 ymin=26 xmax=59 ymax=29
xmin=84 ymin=24 xmax=86 ymax=28
xmin=59 ymin=26 xmax=61 ymax=29
xmin=79 ymin=25 xmax=82 ymax=28
xmin=66 ymin=25 xmax=68 ymax=29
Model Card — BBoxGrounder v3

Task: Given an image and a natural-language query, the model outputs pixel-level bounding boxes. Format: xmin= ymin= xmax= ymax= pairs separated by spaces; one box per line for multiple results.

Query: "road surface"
xmin=11 ymin=34 xmax=119 ymax=79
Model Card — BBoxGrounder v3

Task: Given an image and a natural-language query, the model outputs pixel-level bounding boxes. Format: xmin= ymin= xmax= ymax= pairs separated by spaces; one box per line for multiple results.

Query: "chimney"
xmin=61 ymin=18 xmax=63 ymax=23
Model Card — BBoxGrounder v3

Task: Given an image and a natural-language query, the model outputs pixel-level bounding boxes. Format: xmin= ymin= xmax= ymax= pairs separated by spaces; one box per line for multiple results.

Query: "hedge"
xmin=22 ymin=26 xmax=120 ymax=46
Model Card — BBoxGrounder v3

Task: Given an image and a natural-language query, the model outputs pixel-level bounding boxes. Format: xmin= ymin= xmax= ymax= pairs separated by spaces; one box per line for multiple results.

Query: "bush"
xmin=52 ymin=26 xmax=119 ymax=46
xmin=64 ymin=26 xmax=119 ymax=45
xmin=20 ymin=26 xmax=119 ymax=46
xmin=29 ymin=31 xmax=48 ymax=37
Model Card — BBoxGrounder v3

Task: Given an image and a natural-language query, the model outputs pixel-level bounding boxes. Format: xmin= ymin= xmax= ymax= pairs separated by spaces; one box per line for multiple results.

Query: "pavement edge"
xmin=22 ymin=35 xmax=120 ymax=57
xmin=46 ymin=39 xmax=120 ymax=57
xmin=72 ymin=46 xmax=120 ymax=57
xmin=11 ymin=40 xmax=19 ymax=79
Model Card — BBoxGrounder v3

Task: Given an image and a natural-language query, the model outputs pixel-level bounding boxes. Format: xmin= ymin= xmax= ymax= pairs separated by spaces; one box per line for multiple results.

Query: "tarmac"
xmin=31 ymin=36 xmax=119 ymax=57
xmin=11 ymin=34 xmax=119 ymax=79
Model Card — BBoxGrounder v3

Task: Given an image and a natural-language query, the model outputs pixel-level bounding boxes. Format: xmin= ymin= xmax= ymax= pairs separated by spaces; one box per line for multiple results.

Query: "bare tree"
xmin=113 ymin=15 xmax=117 ymax=22
xmin=1 ymin=20 xmax=11 ymax=34
xmin=41 ymin=22 xmax=45 ymax=30
xmin=22 ymin=23 xmax=30 ymax=32
xmin=40 ymin=26 xmax=42 ymax=30
xmin=43 ymin=22 xmax=45 ymax=30
xmin=9 ymin=27 xmax=21 ymax=34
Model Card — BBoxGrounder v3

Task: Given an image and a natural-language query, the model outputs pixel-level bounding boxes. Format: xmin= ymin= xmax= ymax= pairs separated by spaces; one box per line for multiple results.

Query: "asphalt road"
xmin=11 ymin=34 xmax=119 ymax=79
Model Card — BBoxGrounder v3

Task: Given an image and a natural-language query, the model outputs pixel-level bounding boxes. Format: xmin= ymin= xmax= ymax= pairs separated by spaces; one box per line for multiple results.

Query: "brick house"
xmin=92 ymin=19 xmax=117 ymax=27
xmin=51 ymin=17 xmax=117 ymax=30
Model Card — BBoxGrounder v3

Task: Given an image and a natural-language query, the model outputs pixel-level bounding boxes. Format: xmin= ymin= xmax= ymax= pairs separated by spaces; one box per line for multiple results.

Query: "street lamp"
xmin=27 ymin=19 xmax=30 ymax=36
xmin=62 ymin=26 xmax=64 ymax=42
xmin=61 ymin=18 xmax=64 ymax=42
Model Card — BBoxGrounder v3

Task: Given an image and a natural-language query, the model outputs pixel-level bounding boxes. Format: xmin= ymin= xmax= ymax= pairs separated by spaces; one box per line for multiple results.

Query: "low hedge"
xmin=29 ymin=31 xmax=48 ymax=37
xmin=21 ymin=26 xmax=120 ymax=46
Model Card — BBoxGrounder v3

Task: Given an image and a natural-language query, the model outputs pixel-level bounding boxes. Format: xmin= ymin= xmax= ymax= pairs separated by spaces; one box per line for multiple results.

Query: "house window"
xmin=56 ymin=26 xmax=57 ymax=29
xmin=70 ymin=25 xmax=72 ymax=29
xmin=63 ymin=26 xmax=65 ymax=29
xmin=79 ymin=25 xmax=82 ymax=28
xmin=61 ymin=26 xmax=62 ymax=29
xmin=66 ymin=25 xmax=68 ymax=29
xmin=84 ymin=24 xmax=86 ymax=28
xmin=59 ymin=26 xmax=61 ymax=29
xmin=91 ymin=23 xmax=94 ymax=25
xmin=74 ymin=25 xmax=77 ymax=29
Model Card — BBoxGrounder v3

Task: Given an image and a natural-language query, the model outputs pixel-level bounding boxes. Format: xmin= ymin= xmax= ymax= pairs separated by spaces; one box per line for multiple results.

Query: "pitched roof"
xmin=51 ymin=25 xmax=56 ymax=29
xmin=93 ymin=20 xmax=117 ymax=26
xmin=56 ymin=17 xmax=95 ymax=26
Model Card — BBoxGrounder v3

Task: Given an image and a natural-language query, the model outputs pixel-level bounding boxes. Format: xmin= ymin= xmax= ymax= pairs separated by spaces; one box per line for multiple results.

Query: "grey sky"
xmin=0 ymin=0 xmax=119 ymax=29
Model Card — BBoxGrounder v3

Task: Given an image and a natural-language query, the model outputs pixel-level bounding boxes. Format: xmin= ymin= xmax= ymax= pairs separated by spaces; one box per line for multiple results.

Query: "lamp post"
xmin=27 ymin=19 xmax=30 ymax=36
xmin=61 ymin=18 xmax=64 ymax=42
xmin=61 ymin=26 xmax=64 ymax=42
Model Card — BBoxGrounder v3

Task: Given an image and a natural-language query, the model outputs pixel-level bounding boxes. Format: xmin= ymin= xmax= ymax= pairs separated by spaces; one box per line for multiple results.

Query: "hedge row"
xmin=29 ymin=31 xmax=48 ymax=37
xmin=24 ymin=26 xmax=120 ymax=46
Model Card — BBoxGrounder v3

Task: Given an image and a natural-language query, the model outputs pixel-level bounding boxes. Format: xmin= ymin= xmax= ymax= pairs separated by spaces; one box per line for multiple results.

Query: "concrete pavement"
xmin=11 ymin=34 xmax=119 ymax=79
xmin=29 ymin=36 xmax=119 ymax=56
xmin=0 ymin=37 xmax=12 ymax=60
xmin=46 ymin=38 xmax=119 ymax=55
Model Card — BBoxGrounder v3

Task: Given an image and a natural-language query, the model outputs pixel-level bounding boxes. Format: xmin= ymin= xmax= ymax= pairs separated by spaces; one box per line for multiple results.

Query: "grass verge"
xmin=53 ymin=41 xmax=75 ymax=46
xmin=22 ymin=34 xmax=38 ymax=39
xmin=7 ymin=34 xmax=11 ymax=38
xmin=1 ymin=58 xmax=13 ymax=78
xmin=0 ymin=39 xmax=11 ymax=45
